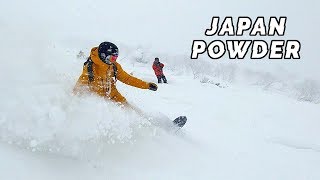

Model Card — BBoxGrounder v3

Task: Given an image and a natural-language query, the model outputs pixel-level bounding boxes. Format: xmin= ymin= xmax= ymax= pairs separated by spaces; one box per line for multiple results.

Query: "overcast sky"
xmin=1 ymin=0 xmax=319 ymax=78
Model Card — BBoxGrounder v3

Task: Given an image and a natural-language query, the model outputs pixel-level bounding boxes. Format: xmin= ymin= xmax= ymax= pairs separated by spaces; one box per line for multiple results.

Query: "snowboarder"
xmin=152 ymin=57 xmax=167 ymax=83
xmin=73 ymin=42 xmax=186 ymax=129
xmin=73 ymin=41 xmax=158 ymax=104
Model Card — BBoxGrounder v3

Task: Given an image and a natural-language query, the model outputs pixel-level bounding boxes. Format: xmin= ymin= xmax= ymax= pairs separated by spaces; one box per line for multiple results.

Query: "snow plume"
xmin=0 ymin=84 xmax=158 ymax=158
xmin=0 ymin=29 xmax=159 ymax=159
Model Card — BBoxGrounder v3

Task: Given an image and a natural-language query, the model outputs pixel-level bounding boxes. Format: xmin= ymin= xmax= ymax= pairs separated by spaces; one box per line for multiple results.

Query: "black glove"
xmin=148 ymin=83 xmax=158 ymax=91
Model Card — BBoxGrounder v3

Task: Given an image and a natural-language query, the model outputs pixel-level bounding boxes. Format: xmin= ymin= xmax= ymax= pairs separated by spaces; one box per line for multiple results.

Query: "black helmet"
xmin=98 ymin=42 xmax=119 ymax=64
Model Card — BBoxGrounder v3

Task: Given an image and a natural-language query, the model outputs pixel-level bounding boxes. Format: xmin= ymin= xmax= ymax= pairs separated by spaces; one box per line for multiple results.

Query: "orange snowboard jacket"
xmin=73 ymin=47 xmax=149 ymax=103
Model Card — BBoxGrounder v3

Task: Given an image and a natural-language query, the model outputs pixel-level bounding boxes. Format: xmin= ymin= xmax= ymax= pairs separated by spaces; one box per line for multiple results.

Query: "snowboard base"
xmin=173 ymin=116 xmax=187 ymax=128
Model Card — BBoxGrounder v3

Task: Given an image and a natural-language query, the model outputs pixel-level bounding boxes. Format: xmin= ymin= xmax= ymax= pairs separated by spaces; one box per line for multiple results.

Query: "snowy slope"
xmin=1 ymin=51 xmax=320 ymax=179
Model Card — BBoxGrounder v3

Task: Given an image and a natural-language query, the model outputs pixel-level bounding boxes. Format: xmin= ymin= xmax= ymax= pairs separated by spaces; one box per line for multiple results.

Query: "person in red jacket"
xmin=152 ymin=57 xmax=167 ymax=83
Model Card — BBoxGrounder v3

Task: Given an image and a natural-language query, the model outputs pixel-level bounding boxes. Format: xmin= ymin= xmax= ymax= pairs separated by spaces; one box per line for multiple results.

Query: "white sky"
xmin=1 ymin=0 xmax=319 ymax=78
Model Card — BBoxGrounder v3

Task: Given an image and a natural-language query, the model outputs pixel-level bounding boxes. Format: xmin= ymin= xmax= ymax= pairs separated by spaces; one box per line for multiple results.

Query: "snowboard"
xmin=172 ymin=116 xmax=187 ymax=128
xmin=145 ymin=113 xmax=187 ymax=132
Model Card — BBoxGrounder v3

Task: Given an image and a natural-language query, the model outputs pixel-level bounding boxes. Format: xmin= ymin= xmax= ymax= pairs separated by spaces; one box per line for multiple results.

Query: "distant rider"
xmin=152 ymin=57 xmax=167 ymax=83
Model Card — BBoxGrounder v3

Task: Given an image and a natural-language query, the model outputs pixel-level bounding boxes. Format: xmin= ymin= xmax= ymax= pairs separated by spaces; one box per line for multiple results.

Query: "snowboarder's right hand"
xmin=148 ymin=83 xmax=158 ymax=91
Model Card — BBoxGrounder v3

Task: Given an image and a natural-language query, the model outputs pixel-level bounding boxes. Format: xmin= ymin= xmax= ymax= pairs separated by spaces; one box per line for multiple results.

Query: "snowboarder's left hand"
xmin=148 ymin=83 xmax=158 ymax=91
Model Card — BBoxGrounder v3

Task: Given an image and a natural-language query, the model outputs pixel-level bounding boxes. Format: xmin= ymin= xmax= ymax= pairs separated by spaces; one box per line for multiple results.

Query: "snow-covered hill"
xmin=1 ymin=45 xmax=320 ymax=179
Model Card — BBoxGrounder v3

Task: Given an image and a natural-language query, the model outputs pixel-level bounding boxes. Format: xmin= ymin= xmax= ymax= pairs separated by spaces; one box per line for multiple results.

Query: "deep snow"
xmin=0 ymin=50 xmax=320 ymax=179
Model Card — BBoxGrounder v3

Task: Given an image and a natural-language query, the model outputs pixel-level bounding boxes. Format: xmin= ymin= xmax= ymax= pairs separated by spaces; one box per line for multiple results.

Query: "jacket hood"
xmin=90 ymin=47 xmax=108 ymax=68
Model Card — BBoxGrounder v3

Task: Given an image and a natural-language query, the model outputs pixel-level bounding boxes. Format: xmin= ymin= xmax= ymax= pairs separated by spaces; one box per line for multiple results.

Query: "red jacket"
xmin=152 ymin=62 xmax=164 ymax=76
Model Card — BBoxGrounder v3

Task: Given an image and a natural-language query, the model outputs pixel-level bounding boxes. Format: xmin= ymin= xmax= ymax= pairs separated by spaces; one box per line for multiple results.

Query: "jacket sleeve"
xmin=73 ymin=66 xmax=89 ymax=94
xmin=116 ymin=63 xmax=149 ymax=89
xmin=160 ymin=63 xmax=164 ymax=68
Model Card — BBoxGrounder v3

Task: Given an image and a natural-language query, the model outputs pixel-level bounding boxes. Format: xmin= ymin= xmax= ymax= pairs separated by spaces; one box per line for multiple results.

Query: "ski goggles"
xmin=109 ymin=53 xmax=118 ymax=62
